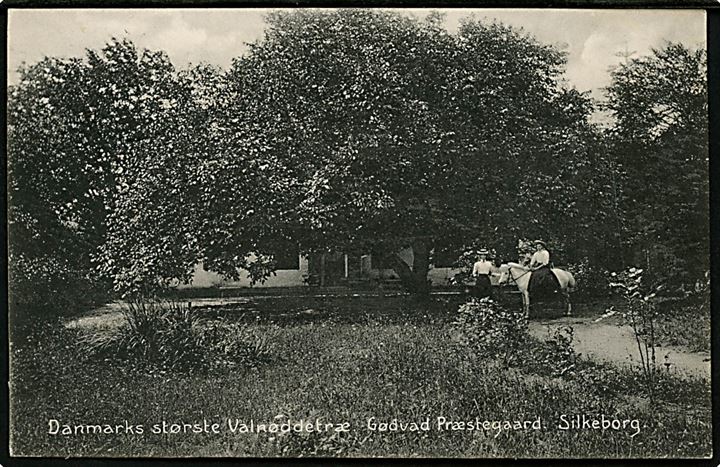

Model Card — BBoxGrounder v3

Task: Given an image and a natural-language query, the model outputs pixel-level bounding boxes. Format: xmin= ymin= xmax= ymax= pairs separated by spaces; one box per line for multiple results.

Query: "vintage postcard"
xmin=6 ymin=7 xmax=711 ymax=459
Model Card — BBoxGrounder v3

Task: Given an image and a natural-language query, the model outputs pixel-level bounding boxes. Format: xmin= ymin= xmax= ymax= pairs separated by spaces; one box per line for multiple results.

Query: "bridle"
xmin=503 ymin=265 xmax=532 ymax=286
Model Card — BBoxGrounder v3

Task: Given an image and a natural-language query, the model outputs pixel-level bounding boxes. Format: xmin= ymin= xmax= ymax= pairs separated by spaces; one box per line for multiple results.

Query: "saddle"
xmin=529 ymin=266 xmax=560 ymax=301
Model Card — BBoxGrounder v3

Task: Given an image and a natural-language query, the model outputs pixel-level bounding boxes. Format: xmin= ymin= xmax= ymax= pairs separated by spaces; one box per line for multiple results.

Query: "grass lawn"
xmin=9 ymin=295 xmax=711 ymax=458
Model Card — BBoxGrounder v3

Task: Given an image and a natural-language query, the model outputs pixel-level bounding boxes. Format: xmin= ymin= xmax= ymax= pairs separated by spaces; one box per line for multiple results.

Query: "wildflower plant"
xmin=608 ymin=267 xmax=663 ymax=400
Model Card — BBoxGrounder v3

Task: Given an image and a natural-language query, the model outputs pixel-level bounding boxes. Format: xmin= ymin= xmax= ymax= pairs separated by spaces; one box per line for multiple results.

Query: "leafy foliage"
xmin=8 ymin=39 xmax=203 ymax=300
xmin=7 ymin=17 xmax=709 ymax=300
xmin=8 ymin=252 xmax=108 ymax=317
xmin=566 ymin=258 xmax=610 ymax=299
xmin=654 ymin=271 xmax=709 ymax=352
xmin=453 ymin=298 xmax=528 ymax=364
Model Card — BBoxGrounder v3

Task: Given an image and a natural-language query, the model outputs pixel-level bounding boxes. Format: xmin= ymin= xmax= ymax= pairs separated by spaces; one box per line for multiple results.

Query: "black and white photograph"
xmin=6 ymin=7 xmax=711 ymax=458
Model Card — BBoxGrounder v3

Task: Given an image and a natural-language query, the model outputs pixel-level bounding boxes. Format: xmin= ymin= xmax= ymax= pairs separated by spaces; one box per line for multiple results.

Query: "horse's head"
xmin=497 ymin=263 xmax=529 ymax=286
xmin=497 ymin=271 xmax=508 ymax=285
xmin=496 ymin=264 xmax=511 ymax=285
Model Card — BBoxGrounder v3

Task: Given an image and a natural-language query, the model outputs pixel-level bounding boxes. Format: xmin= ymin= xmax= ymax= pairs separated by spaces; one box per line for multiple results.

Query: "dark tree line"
xmin=7 ymin=10 xmax=708 ymax=305
xmin=604 ymin=44 xmax=708 ymax=287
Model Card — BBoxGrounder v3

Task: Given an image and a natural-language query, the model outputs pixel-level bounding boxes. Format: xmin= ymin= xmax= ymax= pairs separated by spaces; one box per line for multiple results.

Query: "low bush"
xmin=655 ymin=288 xmax=710 ymax=353
xmin=453 ymin=298 xmax=528 ymax=365
xmin=654 ymin=304 xmax=710 ymax=353
xmin=454 ymin=299 xmax=582 ymax=377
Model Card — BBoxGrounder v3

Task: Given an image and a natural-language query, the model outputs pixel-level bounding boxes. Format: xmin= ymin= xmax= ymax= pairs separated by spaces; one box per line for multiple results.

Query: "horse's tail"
xmin=566 ymin=271 xmax=576 ymax=290
xmin=553 ymin=269 xmax=576 ymax=291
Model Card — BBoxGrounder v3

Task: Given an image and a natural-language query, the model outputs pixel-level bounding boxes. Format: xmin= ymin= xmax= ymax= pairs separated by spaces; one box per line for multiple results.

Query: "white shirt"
xmin=530 ymin=250 xmax=550 ymax=268
xmin=472 ymin=260 xmax=493 ymax=276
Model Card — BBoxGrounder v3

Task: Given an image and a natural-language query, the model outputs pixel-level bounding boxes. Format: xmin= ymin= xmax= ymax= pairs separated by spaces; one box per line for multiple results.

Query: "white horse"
xmin=497 ymin=262 xmax=576 ymax=318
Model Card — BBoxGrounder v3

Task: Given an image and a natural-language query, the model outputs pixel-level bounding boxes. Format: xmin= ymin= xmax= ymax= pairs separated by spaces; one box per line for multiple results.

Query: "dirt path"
xmin=529 ymin=316 xmax=710 ymax=379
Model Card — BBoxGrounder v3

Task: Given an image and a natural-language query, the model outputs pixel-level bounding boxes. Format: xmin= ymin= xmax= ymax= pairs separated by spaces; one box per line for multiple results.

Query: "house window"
xmin=273 ymin=243 xmax=300 ymax=270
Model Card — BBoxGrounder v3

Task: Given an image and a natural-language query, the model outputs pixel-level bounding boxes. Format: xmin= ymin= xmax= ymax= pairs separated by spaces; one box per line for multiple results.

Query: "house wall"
xmin=181 ymin=256 xmax=309 ymax=288
xmin=183 ymin=248 xmax=499 ymax=289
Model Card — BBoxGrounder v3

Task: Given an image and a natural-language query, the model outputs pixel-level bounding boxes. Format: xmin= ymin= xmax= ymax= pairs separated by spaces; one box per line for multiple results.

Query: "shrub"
xmin=655 ymin=306 xmax=710 ymax=353
xmin=653 ymin=271 xmax=710 ymax=352
xmin=454 ymin=299 xmax=581 ymax=379
xmin=80 ymin=299 xmax=276 ymax=373
xmin=453 ymin=298 xmax=528 ymax=364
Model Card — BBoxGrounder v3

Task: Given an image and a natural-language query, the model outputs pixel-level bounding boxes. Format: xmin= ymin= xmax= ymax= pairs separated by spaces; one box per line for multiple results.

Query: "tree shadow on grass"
xmin=195 ymin=295 xmax=469 ymax=326
xmin=194 ymin=293 xmax=620 ymax=326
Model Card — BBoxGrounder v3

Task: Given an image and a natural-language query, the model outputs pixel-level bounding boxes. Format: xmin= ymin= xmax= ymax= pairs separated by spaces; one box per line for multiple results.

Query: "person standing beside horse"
xmin=471 ymin=249 xmax=494 ymax=299
xmin=527 ymin=240 xmax=561 ymax=301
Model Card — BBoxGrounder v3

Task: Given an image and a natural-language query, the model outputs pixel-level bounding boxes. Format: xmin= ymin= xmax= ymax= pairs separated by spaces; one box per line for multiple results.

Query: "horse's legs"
xmin=522 ymin=291 xmax=530 ymax=319
xmin=564 ymin=291 xmax=572 ymax=316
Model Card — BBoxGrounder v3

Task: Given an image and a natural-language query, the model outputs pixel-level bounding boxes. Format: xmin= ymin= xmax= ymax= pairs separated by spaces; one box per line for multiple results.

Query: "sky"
xmin=7 ymin=8 xmax=706 ymax=102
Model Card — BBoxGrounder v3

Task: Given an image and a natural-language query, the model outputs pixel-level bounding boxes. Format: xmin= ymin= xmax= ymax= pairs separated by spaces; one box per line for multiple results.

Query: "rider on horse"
xmin=527 ymin=240 xmax=561 ymax=301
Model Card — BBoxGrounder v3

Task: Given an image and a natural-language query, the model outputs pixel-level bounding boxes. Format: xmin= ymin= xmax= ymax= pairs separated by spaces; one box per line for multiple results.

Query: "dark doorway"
xmin=307 ymin=252 xmax=362 ymax=286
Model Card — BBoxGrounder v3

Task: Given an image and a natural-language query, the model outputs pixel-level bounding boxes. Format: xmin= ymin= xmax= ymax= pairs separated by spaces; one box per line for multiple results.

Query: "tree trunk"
xmin=387 ymin=238 xmax=431 ymax=296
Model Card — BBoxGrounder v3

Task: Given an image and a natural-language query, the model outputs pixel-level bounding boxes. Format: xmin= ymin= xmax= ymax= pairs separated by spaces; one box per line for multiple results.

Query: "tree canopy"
xmin=7 ymin=11 xmax=709 ymax=302
xmin=212 ymin=10 xmax=609 ymax=292
xmin=8 ymin=39 xmax=206 ymax=297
